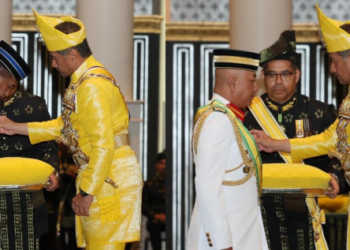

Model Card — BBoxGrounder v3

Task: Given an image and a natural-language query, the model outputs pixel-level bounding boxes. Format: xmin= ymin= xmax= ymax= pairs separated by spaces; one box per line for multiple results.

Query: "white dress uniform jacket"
xmin=187 ymin=94 xmax=268 ymax=250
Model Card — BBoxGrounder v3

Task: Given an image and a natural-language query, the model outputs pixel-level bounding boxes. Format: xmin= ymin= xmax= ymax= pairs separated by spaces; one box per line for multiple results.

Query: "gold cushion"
xmin=263 ymin=163 xmax=331 ymax=190
xmin=318 ymin=195 xmax=349 ymax=213
xmin=0 ymin=157 xmax=54 ymax=186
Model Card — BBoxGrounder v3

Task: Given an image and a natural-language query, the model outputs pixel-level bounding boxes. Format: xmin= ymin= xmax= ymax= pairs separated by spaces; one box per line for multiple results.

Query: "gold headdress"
xmin=316 ymin=4 xmax=350 ymax=53
xmin=32 ymin=9 xmax=86 ymax=52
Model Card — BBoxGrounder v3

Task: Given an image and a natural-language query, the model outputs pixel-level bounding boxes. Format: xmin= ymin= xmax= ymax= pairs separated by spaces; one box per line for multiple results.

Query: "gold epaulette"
xmin=213 ymin=106 xmax=227 ymax=113
xmin=193 ymin=104 xmax=229 ymax=156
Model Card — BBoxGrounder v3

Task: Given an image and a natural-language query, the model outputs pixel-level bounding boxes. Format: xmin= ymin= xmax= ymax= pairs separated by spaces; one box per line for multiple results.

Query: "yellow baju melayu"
xmin=26 ymin=55 xmax=143 ymax=250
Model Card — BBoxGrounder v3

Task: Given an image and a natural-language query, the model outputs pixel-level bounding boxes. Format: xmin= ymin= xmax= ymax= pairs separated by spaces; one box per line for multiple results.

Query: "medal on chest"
xmin=62 ymin=88 xmax=77 ymax=112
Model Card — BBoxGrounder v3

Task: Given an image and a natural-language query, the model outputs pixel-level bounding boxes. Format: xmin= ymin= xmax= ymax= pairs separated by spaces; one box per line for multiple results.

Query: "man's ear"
xmin=69 ymin=49 xmax=77 ymax=60
xmin=294 ymin=68 xmax=301 ymax=83
xmin=228 ymin=75 xmax=236 ymax=91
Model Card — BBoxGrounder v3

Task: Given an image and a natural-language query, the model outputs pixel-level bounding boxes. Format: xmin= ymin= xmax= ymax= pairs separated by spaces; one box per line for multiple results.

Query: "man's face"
xmin=50 ymin=51 xmax=75 ymax=77
xmin=329 ymin=52 xmax=350 ymax=85
xmin=262 ymin=60 xmax=300 ymax=104
xmin=0 ymin=74 xmax=18 ymax=102
xmin=233 ymin=70 xmax=258 ymax=109
xmin=156 ymin=159 xmax=166 ymax=177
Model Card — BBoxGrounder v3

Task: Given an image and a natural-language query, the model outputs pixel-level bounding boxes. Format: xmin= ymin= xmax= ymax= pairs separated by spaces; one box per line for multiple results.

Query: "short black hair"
xmin=54 ymin=21 xmax=92 ymax=58
xmin=156 ymin=150 xmax=166 ymax=162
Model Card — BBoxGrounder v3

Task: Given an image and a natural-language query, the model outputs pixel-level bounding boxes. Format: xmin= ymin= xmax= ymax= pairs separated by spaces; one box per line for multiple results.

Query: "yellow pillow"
xmin=318 ymin=195 xmax=349 ymax=213
xmin=0 ymin=157 xmax=54 ymax=186
xmin=263 ymin=163 xmax=331 ymax=192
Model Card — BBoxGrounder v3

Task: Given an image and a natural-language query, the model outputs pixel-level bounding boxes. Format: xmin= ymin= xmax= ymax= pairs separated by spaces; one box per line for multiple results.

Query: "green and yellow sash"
xmin=194 ymin=100 xmax=262 ymax=194
xmin=248 ymin=96 xmax=328 ymax=250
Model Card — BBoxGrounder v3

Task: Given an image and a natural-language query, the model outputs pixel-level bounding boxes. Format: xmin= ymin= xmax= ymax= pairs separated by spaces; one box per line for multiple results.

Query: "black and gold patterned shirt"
xmin=0 ymin=90 xmax=59 ymax=171
xmin=244 ymin=92 xmax=335 ymax=171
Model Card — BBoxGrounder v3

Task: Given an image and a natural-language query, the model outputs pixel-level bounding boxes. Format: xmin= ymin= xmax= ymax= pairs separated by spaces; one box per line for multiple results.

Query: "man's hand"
xmin=154 ymin=213 xmax=166 ymax=223
xmin=250 ymin=130 xmax=291 ymax=153
xmin=0 ymin=116 xmax=15 ymax=135
xmin=324 ymin=174 xmax=340 ymax=199
xmin=45 ymin=172 xmax=59 ymax=192
xmin=72 ymin=193 xmax=93 ymax=216
xmin=250 ymin=130 xmax=275 ymax=153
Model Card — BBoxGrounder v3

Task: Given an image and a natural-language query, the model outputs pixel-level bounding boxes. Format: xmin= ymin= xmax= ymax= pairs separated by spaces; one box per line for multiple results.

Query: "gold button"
xmin=209 ymin=243 xmax=213 ymax=247
xmin=207 ymin=237 xmax=212 ymax=242
xmin=206 ymin=232 xmax=210 ymax=237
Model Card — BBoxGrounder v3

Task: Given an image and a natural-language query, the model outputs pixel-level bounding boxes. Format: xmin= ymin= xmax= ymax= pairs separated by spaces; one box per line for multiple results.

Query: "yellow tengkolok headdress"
xmin=32 ymin=8 xmax=86 ymax=52
xmin=316 ymin=4 xmax=350 ymax=53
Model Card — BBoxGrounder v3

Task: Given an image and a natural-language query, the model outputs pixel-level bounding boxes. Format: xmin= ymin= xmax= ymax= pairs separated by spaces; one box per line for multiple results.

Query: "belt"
xmin=73 ymin=133 xmax=129 ymax=168
xmin=114 ymin=133 xmax=129 ymax=149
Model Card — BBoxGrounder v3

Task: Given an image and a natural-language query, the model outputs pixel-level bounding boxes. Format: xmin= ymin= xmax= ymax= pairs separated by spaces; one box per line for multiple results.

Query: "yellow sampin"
xmin=316 ymin=4 xmax=350 ymax=53
xmin=32 ymin=8 xmax=86 ymax=52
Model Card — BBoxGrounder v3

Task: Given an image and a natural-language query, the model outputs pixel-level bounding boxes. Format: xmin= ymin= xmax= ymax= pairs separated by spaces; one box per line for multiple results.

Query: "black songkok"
xmin=260 ymin=30 xmax=300 ymax=67
xmin=0 ymin=40 xmax=31 ymax=81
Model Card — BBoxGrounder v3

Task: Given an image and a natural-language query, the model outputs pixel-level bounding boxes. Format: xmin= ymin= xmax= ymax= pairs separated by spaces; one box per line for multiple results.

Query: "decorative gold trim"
xmin=225 ymin=162 xmax=244 ymax=173
xmin=214 ymin=55 xmax=259 ymax=66
xmin=134 ymin=15 xmax=163 ymax=34
xmin=12 ymin=14 xmax=163 ymax=34
xmin=13 ymin=14 xmax=37 ymax=31
xmin=166 ymin=22 xmax=321 ymax=42
xmin=13 ymin=15 xmax=318 ymax=41
xmin=293 ymin=23 xmax=321 ymax=43
xmin=166 ymin=22 xmax=229 ymax=41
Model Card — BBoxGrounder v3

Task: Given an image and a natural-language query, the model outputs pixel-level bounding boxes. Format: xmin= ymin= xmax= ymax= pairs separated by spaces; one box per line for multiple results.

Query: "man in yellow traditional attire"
xmin=187 ymin=49 xmax=268 ymax=250
xmin=252 ymin=4 xmax=350 ymax=250
xmin=0 ymin=10 xmax=143 ymax=250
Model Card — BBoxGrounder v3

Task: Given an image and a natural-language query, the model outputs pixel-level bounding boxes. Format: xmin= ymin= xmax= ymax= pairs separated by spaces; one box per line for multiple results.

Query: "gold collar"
xmin=265 ymin=94 xmax=297 ymax=113
xmin=2 ymin=91 xmax=21 ymax=107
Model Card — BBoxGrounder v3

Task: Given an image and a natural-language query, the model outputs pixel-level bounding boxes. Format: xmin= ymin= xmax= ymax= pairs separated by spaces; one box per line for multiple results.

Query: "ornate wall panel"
xmin=12 ymin=0 xmax=153 ymax=15
xmin=171 ymin=0 xmax=229 ymax=22
xmin=293 ymin=0 xmax=350 ymax=22
xmin=134 ymin=0 xmax=153 ymax=15
xmin=170 ymin=0 xmax=350 ymax=22
xmin=13 ymin=0 xmax=76 ymax=14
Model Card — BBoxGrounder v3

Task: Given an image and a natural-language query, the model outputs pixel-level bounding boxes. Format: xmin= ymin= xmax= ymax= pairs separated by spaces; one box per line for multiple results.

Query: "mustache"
xmin=271 ymin=87 xmax=286 ymax=91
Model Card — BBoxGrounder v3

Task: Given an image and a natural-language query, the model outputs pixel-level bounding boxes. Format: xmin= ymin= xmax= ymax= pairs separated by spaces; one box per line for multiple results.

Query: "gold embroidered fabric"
xmin=27 ymin=56 xmax=142 ymax=247
xmin=265 ymin=96 xmax=297 ymax=113
xmin=291 ymin=87 xmax=350 ymax=183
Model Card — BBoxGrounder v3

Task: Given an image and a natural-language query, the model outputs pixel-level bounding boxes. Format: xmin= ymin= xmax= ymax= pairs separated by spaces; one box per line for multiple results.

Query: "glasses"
xmin=264 ymin=71 xmax=294 ymax=82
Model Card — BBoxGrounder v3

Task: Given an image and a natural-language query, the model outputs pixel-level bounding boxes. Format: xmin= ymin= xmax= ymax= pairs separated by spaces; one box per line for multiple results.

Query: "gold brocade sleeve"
xmin=76 ymin=79 xmax=115 ymax=196
xmin=28 ymin=117 xmax=63 ymax=144
xmin=290 ymin=119 xmax=338 ymax=162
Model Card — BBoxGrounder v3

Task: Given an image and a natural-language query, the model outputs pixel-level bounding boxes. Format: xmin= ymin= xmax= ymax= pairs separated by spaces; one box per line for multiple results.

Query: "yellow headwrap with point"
xmin=33 ymin=8 xmax=86 ymax=52
xmin=316 ymin=4 xmax=350 ymax=53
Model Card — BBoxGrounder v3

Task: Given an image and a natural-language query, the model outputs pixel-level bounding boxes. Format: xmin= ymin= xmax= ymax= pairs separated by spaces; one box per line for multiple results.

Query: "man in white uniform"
xmin=187 ymin=49 xmax=268 ymax=250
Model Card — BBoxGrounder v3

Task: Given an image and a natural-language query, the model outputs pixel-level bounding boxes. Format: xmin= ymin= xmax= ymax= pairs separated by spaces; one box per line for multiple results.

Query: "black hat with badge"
xmin=259 ymin=30 xmax=300 ymax=68
xmin=0 ymin=40 xmax=31 ymax=81
xmin=213 ymin=49 xmax=260 ymax=72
